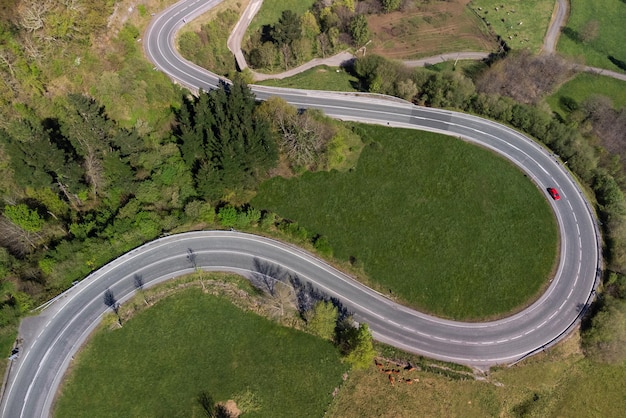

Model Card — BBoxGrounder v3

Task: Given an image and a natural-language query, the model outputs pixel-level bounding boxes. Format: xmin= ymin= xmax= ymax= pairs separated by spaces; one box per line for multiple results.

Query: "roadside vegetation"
xmin=557 ymin=0 xmax=626 ymax=72
xmin=253 ymin=124 xmax=557 ymax=319
xmin=177 ymin=0 xmax=245 ymax=77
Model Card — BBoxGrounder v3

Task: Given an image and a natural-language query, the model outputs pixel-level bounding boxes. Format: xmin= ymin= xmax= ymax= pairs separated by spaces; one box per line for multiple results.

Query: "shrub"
xmin=217 ymin=206 xmax=238 ymax=228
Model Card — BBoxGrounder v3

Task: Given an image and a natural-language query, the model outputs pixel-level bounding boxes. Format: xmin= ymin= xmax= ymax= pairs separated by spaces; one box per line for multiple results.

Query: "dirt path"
xmin=251 ymin=52 xmax=356 ymax=81
xmin=542 ymin=0 xmax=569 ymax=54
xmin=403 ymin=52 xmax=490 ymax=68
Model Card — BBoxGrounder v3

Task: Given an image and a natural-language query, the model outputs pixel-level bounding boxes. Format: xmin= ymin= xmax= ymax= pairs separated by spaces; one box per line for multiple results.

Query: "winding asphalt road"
xmin=0 ymin=0 xmax=602 ymax=417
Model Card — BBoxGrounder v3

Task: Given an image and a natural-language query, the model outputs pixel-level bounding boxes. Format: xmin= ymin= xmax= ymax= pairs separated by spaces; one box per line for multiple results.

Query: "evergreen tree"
xmin=1 ymin=118 xmax=85 ymax=206
xmin=271 ymin=10 xmax=302 ymax=46
xmin=175 ymin=79 xmax=277 ymax=201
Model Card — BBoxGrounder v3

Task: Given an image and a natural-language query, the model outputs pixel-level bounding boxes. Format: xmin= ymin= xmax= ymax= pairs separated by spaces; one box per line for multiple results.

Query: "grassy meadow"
xmin=54 ymin=286 xmax=346 ymax=417
xmin=256 ymin=65 xmax=359 ymax=91
xmin=252 ymin=124 xmax=558 ymax=320
xmin=328 ymin=335 xmax=626 ymax=417
xmin=557 ymin=0 xmax=626 ymax=71
xmin=469 ymin=0 xmax=555 ymax=52
xmin=245 ymin=0 xmax=316 ymax=36
xmin=547 ymin=72 xmax=626 ymax=118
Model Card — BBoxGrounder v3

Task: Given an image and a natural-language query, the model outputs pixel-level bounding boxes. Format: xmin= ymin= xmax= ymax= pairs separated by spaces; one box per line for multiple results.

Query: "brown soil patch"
xmin=221 ymin=400 xmax=241 ymax=417
xmin=367 ymin=0 xmax=498 ymax=59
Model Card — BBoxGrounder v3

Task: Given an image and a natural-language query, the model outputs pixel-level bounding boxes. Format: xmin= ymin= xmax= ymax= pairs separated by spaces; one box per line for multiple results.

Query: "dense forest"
xmin=0 ymin=72 xmax=352 ymax=331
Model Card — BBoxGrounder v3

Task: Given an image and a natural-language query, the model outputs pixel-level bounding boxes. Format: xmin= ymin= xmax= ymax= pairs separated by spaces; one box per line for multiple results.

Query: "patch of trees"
xmin=0 ymin=2 xmax=181 ymax=138
xmin=0 ymin=93 xmax=194 ymax=303
xmin=244 ymin=0 xmax=403 ymax=71
xmin=578 ymin=95 xmax=626 ymax=173
xmin=253 ymin=96 xmax=363 ymax=173
xmin=0 ymin=0 xmax=112 ymax=109
xmin=247 ymin=258 xmax=375 ymax=369
xmin=582 ymin=272 xmax=626 ymax=364
xmin=475 ymin=51 xmax=575 ymax=105
xmin=256 ymin=97 xmax=337 ymax=170
xmin=0 ymin=80 xmax=354 ymax=334
xmin=175 ymin=78 xmax=278 ymax=201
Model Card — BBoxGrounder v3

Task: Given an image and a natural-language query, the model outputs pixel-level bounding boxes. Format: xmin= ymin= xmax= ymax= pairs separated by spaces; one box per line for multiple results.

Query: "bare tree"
xmin=0 ymin=216 xmax=43 ymax=257
xmin=61 ymin=0 xmax=82 ymax=12
xmin=281 ymin=43 xmax=292 ymax=70
xmin=257 ymin=97 xmax=335 ymax=169
xmin=0 ymin=49 xmax=17 ymax=78
xmin=580 ymin=20 xmax=599 ymax=43
xmin=133 ymin=274 xmax=148 ymax=305
xmin=268 ymin=280 xmax=297 ymax=317
xmin=251 ymin=257 xmax=285 ymax=296
xmin=317 ymin=32 xmax=329 ymax=58
xmin=197 ymin=391 xmax=232 ymax=418
xmin=103 ymin=288 xmax=122 ymax=326
xmin=476 ymin=51 xmax=574 ymax=104
xmin=17 ymin=0 xmax=53 ymax=33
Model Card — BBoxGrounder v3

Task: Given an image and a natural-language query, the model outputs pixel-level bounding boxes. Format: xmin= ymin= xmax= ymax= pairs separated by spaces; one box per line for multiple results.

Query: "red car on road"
xmin=548 ymin=187 xmax=560 ymax=200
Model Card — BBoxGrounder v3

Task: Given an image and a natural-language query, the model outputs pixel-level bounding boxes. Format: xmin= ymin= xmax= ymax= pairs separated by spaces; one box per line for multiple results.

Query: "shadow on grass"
xmin=559 ymin=96 xmax=579 ymax=114
xmin=562 ymin=27 xmax=582 ymax=43
xmin=608 ymin=55 xmax=626 ymax=71
xmin=250 ymin=257 xmax=350 ymax=319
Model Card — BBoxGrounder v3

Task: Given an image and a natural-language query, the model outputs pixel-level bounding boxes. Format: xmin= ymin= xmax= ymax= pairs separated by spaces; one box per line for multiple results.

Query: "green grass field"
xmin=252 ymin=125 xmax=558 ymax=320
xmin=469 ymin=0 xmax=554 ymax=53
xmin=256 ymin=65 xmax=359 ymax=91
xmin=245 ymin=0 xmax=316 ymax=37
xmin=546 ymin=72 xmax=626 ymax=118
xmin=54 ymin=288 xmax=346 ymax=417
xmin=557 ymin=0 xmax=626 ymax=72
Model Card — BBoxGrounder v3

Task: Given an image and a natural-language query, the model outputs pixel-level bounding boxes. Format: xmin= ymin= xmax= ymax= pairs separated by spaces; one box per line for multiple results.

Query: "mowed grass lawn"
xmin=54 ymin=289 xmax=346 ymax=417
xmin=558 ymin=0 xmax=626 ymax=71
xmin=252 ymin=125 xmax=558 ymax=320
